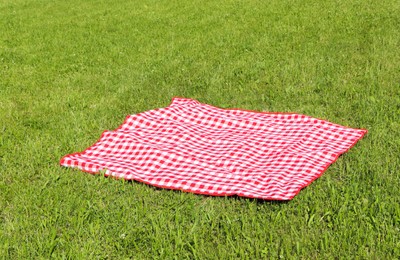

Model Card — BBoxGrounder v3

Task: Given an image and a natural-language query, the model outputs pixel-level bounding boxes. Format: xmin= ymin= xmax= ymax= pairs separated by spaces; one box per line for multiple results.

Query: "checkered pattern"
xmin=60 ymin=98 xmax=367 ymax=200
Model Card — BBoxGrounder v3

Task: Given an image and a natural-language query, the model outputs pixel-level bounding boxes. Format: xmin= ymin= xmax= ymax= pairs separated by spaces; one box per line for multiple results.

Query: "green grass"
xmin=1 ymin=0 xmax=399 ymax=258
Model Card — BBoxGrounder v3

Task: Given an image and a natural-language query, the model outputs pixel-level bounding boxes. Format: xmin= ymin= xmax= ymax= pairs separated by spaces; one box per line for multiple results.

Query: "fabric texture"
xmin=60 ymin=98 xmax=367 ymax=200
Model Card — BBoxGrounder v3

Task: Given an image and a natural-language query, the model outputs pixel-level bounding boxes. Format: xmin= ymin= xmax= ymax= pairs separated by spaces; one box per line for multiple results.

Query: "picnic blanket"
xmin=60 ymin=97 xmax=367 ymax=200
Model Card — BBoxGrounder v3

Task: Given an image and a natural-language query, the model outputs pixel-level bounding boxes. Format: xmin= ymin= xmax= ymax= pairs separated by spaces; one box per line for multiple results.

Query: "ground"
xmin=0 ymin=0 xmax=399 ymax=258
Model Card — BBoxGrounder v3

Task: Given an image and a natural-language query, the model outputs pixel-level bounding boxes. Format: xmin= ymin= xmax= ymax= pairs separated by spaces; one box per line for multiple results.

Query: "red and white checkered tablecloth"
xmin=60 ymin=98 xmax=367 ymax=200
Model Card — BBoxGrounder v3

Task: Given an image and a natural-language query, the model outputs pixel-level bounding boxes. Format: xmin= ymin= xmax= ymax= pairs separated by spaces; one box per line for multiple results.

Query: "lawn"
xmin=1 ymin=0 xmax=399 ymax=258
